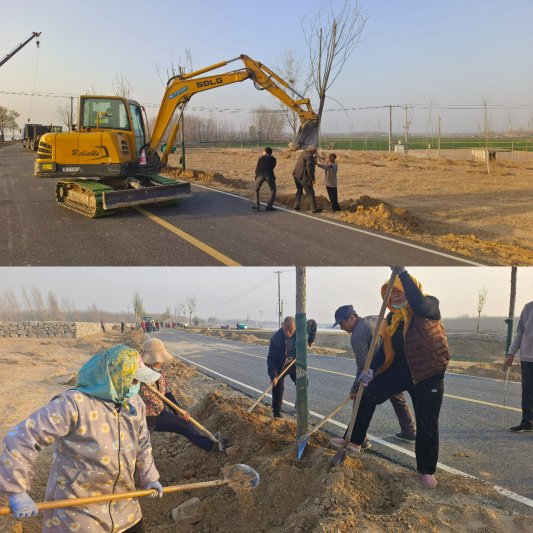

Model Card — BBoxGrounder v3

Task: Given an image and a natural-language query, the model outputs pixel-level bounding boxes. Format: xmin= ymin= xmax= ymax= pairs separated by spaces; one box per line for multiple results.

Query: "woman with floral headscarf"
xmin=0 ymin=344 xmax=162 ymax=532
xmin=342 ymin=267 xmax=450 ymax=489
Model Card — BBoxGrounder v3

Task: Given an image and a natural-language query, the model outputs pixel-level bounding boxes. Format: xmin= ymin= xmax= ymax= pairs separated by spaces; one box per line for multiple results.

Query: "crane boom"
xmin=0 ymin=32 xmax=41 ymax=68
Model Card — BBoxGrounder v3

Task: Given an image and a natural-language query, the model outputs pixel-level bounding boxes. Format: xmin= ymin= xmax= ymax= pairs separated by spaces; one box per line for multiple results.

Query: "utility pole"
xmin=403 ymin=105 xmax=410 ymax=150
xmin=70 ymin=96 xmax=74 ymax=132
xmin=275 ymin=270 xmax=283 ymax=328
xmin=388 ymin=105 xmax=392 ymax=152
xmin=437 ymin=115 xmax=441 ymax=159
xmin=295 ymin=266 xmax=308 ymax=438
xmin=505 ymin=266 xmax=518 ymax=353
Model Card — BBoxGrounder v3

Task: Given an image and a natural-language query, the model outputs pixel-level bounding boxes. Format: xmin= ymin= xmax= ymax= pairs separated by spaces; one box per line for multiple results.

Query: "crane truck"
xmin=0 ymin=32 xmax=41 ymax=68
xmin=34 ymin=54 xmax=319 ymax=218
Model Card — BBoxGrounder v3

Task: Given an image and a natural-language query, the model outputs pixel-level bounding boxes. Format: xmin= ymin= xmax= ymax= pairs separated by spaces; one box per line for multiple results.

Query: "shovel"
xmin=0 ymin=464 xmax=259 ymax=516
xmin=247 ymin=358 xmax=296 ymax=414
xmin=501 ymin=365 xmax=511 ymax=429
xmin=143 ymin=383 xmax=229 ymax=452
xmin=331 ymin=270 xmax=398 ymax=467
xmin=297 ymin=395 xmax=351 ymax=460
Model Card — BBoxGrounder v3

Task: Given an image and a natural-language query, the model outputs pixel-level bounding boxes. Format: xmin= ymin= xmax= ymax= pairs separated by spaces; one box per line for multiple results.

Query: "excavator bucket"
xmin=291 ymin=120 xmax=319 ymax=150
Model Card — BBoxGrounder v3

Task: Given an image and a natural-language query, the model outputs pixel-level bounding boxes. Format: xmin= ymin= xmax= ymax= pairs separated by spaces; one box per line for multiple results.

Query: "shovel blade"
xmin=290 ymin=120 xmax=319 ymax=150
xmin=296 ymin=435 xmax=309 ymax=460
xmin=331 ymin=448 xmax=347 ymax=467
xmin=223 ymin=464 xmax=260 ymax=491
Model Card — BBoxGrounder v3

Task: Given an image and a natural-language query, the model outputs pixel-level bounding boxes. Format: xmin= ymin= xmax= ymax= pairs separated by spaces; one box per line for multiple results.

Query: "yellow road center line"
xmin=444 ymin=393 xmax=521 ymax=412
xmin=135 ymin=207 xmax=241 ymax=266
xmin=174 ymin=334 xmax=520 ymax=411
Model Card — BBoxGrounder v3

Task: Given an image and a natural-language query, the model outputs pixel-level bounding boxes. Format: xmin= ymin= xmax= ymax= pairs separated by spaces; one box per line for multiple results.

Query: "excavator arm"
xmin=150 ymin=54 xmax=319 ymax=165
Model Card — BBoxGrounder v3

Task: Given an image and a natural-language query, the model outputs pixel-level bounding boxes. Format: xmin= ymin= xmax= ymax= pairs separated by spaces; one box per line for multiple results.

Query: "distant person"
xmin=253 ymin=147 xmax=277 ymax=211
xmin=121 ymin=321 xmax=125 ymax=334
xmin=155 ymin=321 xmax=160 ymax=332
xmin=331 ymin=304 xmax=416 ymax=444
xmin=100 ymin=318 xmax=105 ymax=333
xmin=0 ymin=345 xmax=163 ymax=531
xmin=141 ymin=319 xmax=147 ymax=333
xmin=317 ymin=152 xmax=341 ymax=211
xmin=139 ymin=338 xmax=227 ymax=452
xmin=505 ymin=300 xmax=533 ymax=432
xmin=307 ymin=318 xmax=317 ymax=348
xmin=292 ymin=146 xmax=322 ymax=213
xmin=343 ymin=267 xmax=449 ymax=489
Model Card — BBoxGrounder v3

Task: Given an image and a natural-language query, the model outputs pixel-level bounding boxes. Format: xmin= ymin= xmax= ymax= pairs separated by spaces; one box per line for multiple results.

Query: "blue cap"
xmin=332 ymin=305 xmax=356 ymax=328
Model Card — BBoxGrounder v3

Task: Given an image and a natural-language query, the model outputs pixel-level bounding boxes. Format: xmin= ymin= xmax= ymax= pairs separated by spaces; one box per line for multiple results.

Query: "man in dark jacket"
xmin=267 ymin=317 xmax=317 ymax=418
xmin=345 ymin=267 xmax=449 ymax=490
xmin=292 ymin=146 xmax=322 ymax=213
xmin=254 ymin=147 xmax=277 ymax=211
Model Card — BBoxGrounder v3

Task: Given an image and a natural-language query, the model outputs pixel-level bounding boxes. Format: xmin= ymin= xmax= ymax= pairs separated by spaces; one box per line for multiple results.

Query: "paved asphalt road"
xmin=0 ymin=145 xmax=484 ymax=266
xmin=154 ymin=329 xmax=533 ymax=513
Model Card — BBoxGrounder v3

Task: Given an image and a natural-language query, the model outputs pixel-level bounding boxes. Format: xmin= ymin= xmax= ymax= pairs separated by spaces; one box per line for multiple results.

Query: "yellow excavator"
xmin=35 ymin=54 xmax=319 ymax=217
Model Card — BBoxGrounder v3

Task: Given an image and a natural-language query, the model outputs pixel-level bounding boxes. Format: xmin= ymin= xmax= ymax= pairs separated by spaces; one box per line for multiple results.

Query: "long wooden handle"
xmin=247 ymin=358 xmax=296 ymax=413
xmin=343 ymin=270 xmax=398 ymax=447
xmin=0 ymin=479 xmax=229 ymax=515
xmin=304 ymin=395 xmax=351 ymax=438
xmin=143 ymin=383 xmax=219 ymax=444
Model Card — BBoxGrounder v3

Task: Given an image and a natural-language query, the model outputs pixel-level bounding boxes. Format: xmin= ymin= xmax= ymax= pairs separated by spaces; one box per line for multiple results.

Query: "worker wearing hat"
xmin=0 ymin=345 xmax=163 ymax=532
xmin=139 ymin=338 xmax=227 ymax=452
xmin=331 ymin=304 xmax=416 ymax=446
xmin=341 ymin=267 xmax=450 ymax=489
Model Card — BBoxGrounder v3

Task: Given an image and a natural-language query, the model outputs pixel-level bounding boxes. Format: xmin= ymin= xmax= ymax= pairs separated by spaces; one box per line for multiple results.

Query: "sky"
xmin=0 ymin=267 xmax=531 ymax=323
xmin=1 ymin=0 xmax=532 ymax=135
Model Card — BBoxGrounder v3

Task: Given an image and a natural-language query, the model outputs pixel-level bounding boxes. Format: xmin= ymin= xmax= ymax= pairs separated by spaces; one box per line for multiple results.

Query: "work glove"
xmin=143 ymin=480 xmax=163 ymax=498
xmin=391 ymin=266 xmax=407 ymax=276
xmin=8 ymin=492 xmax=38 ymax=518
xmin=357 ymin=369 xmax=374 ymax=387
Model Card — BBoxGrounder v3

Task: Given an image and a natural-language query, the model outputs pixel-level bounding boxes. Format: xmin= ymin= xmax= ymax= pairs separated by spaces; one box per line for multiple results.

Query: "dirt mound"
xmin=164 ymin=166 xmax=249 ymax=189
xmin=198 ymin=328 xmax=270 ymax=346
xmin=139 ymin=383 xmax=531 ymax=532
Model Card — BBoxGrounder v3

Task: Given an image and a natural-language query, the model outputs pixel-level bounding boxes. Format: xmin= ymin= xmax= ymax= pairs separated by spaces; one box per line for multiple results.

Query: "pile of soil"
xmin=141 ymin=362 xmax=531 ymax=532
xmin=165 ymin=166 xmax=249 ymax=190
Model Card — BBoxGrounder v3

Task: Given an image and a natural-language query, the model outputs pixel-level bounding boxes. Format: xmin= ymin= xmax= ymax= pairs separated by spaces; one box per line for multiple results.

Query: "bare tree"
xmin=56 ymin=101 xmax=72 ymax=130
xmin=132 ymin=292 xmax=145 ymax=326
xmin=249 ymin=106 xmax=286 ymax=143
xmin=178 ymin=302 xmax=186 ymax=321
xmin=476 ymin=287 xmax=488 ymax=333
xmin=31 ymin=286 xmax=46 ymax=321
xmin=0 ymin=106 xmax=20 ymax=142
xmin=112 ymin=72 xmax=133 ymax=99
xmin=303 ymin=0 xmax=367 ymax=125
xmin=47 ymin=291 xmax=62 ymax=320
xmin=21 ymin=287 xmax=36 ymax=320
xmin=186 ymin=295 xmax=196 ymax=331
xmin=275 ymin=48 xmax=312 ymax=140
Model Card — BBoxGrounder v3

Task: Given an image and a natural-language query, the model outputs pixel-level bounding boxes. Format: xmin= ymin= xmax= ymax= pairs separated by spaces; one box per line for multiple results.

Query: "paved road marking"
xmin=135 ymin=206 xmax=241 ymax=266
xmin=166 ymin=333 xmax=521 ymax=412
xmin=191 ymin=183 xmax=485 ymax=266
xmin=168 ymin=348 xmax=533 ymax=510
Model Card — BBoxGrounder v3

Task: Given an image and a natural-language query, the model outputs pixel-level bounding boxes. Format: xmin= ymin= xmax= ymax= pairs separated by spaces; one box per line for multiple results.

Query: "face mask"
xmin=125 ymin=382 xmax=141 ymax=398
xmin=391 ymin=302 xmax=406 ymax=309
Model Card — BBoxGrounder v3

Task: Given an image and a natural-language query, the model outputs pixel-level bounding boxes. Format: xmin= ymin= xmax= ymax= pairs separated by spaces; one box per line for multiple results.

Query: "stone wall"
xmin=0 ymin=321 xmax=103 ymax=338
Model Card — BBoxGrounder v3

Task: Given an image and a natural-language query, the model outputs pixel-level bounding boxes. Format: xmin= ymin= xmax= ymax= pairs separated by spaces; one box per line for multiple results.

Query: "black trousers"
xmin=255 ymin=175 xmax=276 ymax=207
xmin=326 ymin=185 xmax=341 ymax=211
xmin=293 ymin=177 xmax=318 ymax=211
xmin=521 ymin=361 xmax=533 ymax=425
xmin=149 ymin=409 xmax=215 ymax=451
xmin=350 ymin=370 xmax=444 ymax=474
xmin=272 ymin=362 xmax=296 ymax=415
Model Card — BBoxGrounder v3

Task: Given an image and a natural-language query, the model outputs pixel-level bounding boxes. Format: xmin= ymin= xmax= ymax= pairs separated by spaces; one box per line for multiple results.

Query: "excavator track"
xmin=55 ymin=179 xmax=115 ymax=218
xmin=55 ymin=175 xmax=187 ymax=218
